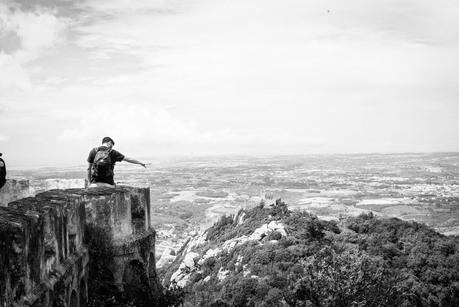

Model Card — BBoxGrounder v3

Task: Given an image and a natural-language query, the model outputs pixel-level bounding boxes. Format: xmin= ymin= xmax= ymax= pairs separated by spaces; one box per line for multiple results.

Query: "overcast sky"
xmin=1 ymin=0 xmax=458 ymax=168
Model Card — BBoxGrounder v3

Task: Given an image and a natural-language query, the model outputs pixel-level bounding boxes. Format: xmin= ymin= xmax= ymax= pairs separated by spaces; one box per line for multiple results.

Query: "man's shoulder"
xmin=110 ymin=149 xmax=123 ymax=156
xmin=110 ymin=149 xmax=125 ymax=161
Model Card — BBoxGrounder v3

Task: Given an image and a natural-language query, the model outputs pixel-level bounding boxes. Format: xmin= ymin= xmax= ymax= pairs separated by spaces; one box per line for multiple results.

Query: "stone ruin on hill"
xmin=0 ymin=185 xmax=160 ymax=307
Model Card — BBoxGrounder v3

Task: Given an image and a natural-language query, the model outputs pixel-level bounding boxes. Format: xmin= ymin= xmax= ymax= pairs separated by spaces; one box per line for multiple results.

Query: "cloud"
xmin=1 ymin=0 xmax=458 ymax=167
xmin=0 ymin=52 xmax=31 ymax=90
xmin=58 ymin=104 xmax=197 ymax=143
xmin=0 ymin=133 xmax=9 ymax=142
xmin=70 ymin=0 xmax=459 ymax=97
xmin=0 ymin=3 xmax=70 ymax=90
xmin=74 ymin=0 xmax=459 ymax=58
xmin=79 ymin=0 xmax=182 ymax=15
xmin=56 ymin=103 xmax=314 ymax=150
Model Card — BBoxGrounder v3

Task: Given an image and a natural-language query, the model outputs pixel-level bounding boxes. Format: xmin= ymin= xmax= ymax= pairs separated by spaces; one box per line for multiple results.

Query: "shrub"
xmin=206 ymin=215 xmax=234 ymax=241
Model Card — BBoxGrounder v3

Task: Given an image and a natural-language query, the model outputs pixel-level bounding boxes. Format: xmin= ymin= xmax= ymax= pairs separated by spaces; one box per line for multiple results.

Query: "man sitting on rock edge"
xmin=87 ymin=136 xmax=146 ymax=188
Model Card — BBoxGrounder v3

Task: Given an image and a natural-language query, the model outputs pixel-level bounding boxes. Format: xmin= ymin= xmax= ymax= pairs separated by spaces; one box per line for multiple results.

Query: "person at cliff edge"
xmin=87 ymin=137 xmax=146 ymax=187
xmin=0 ymin=153 xmax=6 ymax=190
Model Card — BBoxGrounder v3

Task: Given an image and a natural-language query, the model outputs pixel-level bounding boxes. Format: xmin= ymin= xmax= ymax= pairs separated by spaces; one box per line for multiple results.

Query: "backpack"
xmin=92 ymin=147 xmax=113 ymax=180
xmin=0 ymin=158 xmax=6 ymax=189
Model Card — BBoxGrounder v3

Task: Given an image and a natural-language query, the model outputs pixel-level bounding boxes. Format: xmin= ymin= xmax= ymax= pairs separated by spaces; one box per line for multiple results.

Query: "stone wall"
xmin=0 ymin=185 xmax=158 ymax=307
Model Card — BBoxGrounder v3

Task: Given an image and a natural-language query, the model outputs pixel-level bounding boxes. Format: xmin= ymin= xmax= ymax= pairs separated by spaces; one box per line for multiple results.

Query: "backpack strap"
xmin=92 ymin=147 xmax=99 ymax=163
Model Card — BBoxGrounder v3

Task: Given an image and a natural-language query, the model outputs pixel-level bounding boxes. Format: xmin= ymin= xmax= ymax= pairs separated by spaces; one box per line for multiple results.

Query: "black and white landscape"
xmin=5 ymin=153 xmax=459 ymax=305
xmin=1 ymin=0 xmax=459 ymax=305
xmin=8 ymin=153 xmax=459 ymax=259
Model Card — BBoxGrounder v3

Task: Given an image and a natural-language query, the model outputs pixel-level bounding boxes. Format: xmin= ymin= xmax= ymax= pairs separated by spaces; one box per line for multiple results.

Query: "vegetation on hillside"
xmin=151 ymin=199 xmax=214 ymax=227
xmin=164 ymin=200 xmax=459 ymax=307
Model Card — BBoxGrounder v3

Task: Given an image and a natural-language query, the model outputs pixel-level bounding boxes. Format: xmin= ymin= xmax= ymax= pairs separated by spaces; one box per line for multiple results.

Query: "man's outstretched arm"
xmin=123 ymin=157 xmax=147 ymax=168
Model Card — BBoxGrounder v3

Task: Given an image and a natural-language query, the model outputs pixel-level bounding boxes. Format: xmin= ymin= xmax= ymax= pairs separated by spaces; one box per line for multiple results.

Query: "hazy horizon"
xmin=1 ymin=0 xmax=459 ymax=168
xmin=5 ymin=151 xmax=459 ymax=170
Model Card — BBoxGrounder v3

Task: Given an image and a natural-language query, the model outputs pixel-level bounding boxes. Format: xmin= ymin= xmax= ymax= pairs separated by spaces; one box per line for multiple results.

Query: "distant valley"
xmin=8 ymin=153 xmax=459 ymax=268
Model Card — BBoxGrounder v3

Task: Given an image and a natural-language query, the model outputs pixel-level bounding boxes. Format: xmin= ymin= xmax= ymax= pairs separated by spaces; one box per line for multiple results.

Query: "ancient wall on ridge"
xmin=0 ymin=185 xmax=158 ymax=307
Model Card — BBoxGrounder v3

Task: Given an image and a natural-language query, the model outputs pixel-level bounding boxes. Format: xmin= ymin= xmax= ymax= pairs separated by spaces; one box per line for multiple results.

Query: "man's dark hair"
xmin=102 ymin=137 xmax=115 ymax=145
xmin=0 ymin=153 xmax=2 ymax=156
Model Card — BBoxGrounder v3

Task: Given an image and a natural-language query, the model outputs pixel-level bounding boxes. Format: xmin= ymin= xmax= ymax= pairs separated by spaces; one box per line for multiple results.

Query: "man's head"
xmin=0 ymin=153 xmax=2 ymax=157
xmin=102 ymin=137 xmax=115 ymax=148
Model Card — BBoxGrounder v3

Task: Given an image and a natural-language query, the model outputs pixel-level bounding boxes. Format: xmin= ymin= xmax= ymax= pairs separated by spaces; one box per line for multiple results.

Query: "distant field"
xmin=9 ymin=153 xmax=459 ymax=252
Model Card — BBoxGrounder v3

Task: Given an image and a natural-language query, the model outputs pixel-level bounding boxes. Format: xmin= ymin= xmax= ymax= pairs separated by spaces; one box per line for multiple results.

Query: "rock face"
xmin=167 ymin=213 xmax=287 ymax=288
xmin=0 ymin=179 xmax=34 ymax=206
xmin=0 ymin=185 xmax=159 ymax=307
xmin=1 ymin=191 xmax=87 ymax=307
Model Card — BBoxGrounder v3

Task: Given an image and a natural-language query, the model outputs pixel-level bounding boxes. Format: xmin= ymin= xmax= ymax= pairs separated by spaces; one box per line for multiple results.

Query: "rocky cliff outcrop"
xmin=168 ymin=219 xmax=287 ymax=287
xmin=162 ymin=200 xmax=459 ymax=306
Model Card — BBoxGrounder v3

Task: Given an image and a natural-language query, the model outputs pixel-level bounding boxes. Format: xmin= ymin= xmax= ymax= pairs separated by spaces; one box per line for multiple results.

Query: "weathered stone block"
xmin=0 ymin=185 xmax=158 ymax=307
xmin=0 ymin=207 xmax=44 ymax=306
xmin=79 ymin=187 xmax=133 ymax=240
xmin=35 ymin=189 xmax=86 ymax=257
xmin=8 ymin=197 xmax=69 ymax=278
xmin=120 ymin=186 xmax=151 ymax=233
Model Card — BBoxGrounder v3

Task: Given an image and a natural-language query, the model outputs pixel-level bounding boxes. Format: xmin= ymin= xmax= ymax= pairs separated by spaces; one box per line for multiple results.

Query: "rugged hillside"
xmin=162 ymin=200 xmax=459 ymax=307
